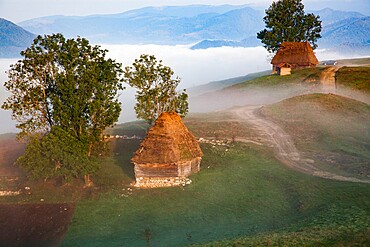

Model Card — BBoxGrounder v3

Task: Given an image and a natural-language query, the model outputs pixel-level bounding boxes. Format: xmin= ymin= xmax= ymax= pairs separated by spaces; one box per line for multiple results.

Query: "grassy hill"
xmin=260 ymin=93 xmax=370 ymax=179
xmin=227 ymin=63 xmax=370 ymax=92
xmin=2 ymin=93 xmax=369 ymax=246
xmin=190 ymin=58 xmax=370 ymax=113
xmin=336 ymin=66 xmax=370 ymax=92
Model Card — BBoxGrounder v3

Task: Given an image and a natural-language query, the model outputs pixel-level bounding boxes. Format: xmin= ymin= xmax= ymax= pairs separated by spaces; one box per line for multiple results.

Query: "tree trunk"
xmin=84 ymin=144 xmax=94 ymax=187
xmin=84 ymin=174 xmax=93 ymax=188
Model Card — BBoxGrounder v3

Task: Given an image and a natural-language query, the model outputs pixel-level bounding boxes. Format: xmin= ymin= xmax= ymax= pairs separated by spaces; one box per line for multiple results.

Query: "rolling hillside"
xmin=189 ymin=58 xmax=370 ymax=113
xmin=261 ymin=94 xmax=370 ymax=179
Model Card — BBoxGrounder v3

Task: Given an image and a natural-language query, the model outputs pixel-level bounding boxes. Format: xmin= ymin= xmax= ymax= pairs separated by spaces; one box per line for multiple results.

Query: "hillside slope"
xmin=189 ymin=61 xmax=370 ymax=113
xmin=260 ymin=93 xmax=370 ymax=179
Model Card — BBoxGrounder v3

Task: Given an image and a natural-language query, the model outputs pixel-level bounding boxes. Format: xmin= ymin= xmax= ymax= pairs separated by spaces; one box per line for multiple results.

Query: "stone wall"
xmin=134 ymin=177 xmax=192 ymax=188
xmin=133 ymin=158 xmax=201 ymax=188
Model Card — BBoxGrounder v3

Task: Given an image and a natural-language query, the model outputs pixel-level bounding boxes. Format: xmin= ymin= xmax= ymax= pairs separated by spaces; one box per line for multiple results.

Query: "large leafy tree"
xmin=17 ymin=127 xmax=100 ymax=182
xmin=124 ymin=54 xmax=188 ymax=125
xmin=2 ymin=33 xmax=124 ymax=185
xmin=257 ymin=0 xmax=322 ymax=53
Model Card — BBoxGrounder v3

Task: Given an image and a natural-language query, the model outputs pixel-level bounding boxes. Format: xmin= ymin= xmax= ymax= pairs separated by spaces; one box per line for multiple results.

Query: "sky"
xmin=0 ymin=0 xmax=369 ymax=23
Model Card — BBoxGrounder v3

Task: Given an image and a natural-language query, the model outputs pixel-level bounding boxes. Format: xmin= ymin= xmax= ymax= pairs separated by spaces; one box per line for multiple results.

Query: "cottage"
xmin=131 ymin=112 xmax=203 ymax=188
xmin=271 ymin=42 xmax=319 ymax=73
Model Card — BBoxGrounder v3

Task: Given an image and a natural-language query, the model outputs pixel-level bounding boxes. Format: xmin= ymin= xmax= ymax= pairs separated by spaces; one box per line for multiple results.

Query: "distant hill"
xmin=191 ymin=8 xmax=369 ymax=53
xmin=187 ymin=70 xmax=270 ymax=97
xmin=190 ymin=37 xmax=260 ymax=50
xmin=319 ymin=17 xmax=370 ymax=53
xmin=0 ymin=18 xmax=35 ymax=58
xmin=19 ymin=5 xmax=263 ymax=45
xmin=314 ymin=8 xmax=365 ymax=25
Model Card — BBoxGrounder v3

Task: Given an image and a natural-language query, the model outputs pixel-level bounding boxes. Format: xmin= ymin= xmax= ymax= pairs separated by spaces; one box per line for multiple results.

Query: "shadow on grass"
xmin=111 ymin=138 xmax=141 ymax=180
xmin=0 ymin=203 xmax=75 ymax=247
xmin=0 ymin=134 xmax=26 ymax=176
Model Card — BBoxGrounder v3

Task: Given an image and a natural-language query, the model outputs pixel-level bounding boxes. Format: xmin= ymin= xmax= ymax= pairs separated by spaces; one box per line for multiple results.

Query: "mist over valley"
xmin=0 ymin=43 xmax=365 ymax=134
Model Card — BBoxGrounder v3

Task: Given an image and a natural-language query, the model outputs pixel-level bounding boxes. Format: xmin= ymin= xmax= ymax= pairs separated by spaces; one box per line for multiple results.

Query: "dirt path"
xmin=231 ymin=106 xmax=370 ymax=184
xmin=320 ymin=66 xmax=340 ymax=93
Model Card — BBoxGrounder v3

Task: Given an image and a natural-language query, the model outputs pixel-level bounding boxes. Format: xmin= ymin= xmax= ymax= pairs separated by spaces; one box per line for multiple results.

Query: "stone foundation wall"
xmin=134 ymin=177 xmax=192 ymax=188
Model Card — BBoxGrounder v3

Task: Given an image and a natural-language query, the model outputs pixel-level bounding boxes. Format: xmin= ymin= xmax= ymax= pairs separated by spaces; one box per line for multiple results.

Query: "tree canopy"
xmin=124 ymin=54 xmax=188 ymax=125
xmin=2 ymin=33 xmax=124 ymax=183
xmin=257 ymin=0 xmax=322 ymax=53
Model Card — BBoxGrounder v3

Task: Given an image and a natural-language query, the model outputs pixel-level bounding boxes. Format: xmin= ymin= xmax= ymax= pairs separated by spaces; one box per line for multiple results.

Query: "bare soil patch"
xmin=0 ymin=203 xmax=75 ymax=247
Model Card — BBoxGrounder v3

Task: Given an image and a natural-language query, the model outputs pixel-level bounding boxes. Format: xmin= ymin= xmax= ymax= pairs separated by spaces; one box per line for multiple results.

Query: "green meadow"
xmin=61 ymin=130 xmax=370 ymax=246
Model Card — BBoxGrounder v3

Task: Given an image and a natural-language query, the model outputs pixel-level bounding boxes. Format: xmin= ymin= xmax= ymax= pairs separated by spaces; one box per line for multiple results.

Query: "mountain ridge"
xmin=0 ymin=18 xmax=35 ymax=58
xmin=1 ymin=5 xmax=369 ymax=58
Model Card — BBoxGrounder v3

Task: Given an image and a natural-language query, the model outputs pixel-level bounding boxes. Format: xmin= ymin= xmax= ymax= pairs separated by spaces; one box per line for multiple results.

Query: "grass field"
xmin=62 ymin=138 xmax=370 ymax=247
xmin=336 ymin=66 xmax=370 ymax=93
xmin=223 ymin=59 xmax=370 ymax=95
xmin=228 ymin=67 xmax=324 ymax=89
xmin=60 ymin=140 xmax=370 ymax=247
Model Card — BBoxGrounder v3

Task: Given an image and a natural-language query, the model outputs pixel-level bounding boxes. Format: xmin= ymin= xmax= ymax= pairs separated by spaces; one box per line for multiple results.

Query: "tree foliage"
xmin=17 ymin=127 xmax=100 ymax=181
xmin=257 ymin=0 xmax=322 ymax=53
xmin=2 ymin=33 xmax=123 ymax=182
xmin=124 ymin=54 xmax=188 ymax=124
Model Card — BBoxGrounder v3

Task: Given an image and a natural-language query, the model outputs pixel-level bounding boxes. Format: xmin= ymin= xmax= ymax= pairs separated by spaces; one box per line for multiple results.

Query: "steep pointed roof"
xmin=132 ymin=112 xmax=203 ymax=164
xmin=271 ymin=42 xmax=319 ymax=67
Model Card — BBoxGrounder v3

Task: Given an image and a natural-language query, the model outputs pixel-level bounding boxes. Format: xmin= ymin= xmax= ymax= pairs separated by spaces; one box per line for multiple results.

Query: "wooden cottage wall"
xmin=177 ymin=158 xmax=201 ymax=177
xmin=134 ymin=163 xmax=178 ymax=178
xmin=279 ymin=67 xmax=291 ymax=76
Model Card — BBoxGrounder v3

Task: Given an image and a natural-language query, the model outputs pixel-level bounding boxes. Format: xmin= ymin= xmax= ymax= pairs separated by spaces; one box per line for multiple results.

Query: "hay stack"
xmin=271 ymin=42 xmax=319 ymax=72
xmin=132 ymin=112 xmax=203 ymax=188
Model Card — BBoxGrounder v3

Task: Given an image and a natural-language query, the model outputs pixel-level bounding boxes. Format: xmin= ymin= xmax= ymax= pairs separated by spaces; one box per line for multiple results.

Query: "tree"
xmin=2 ymin=33 xmax=124 ymax=185
xmin=124 ymin=54 xmax=188 ymax=124
xmin=17 ymin=127 xmax=100 ymax=182
xmin=257 ymin=0 xmax=322 ymax=53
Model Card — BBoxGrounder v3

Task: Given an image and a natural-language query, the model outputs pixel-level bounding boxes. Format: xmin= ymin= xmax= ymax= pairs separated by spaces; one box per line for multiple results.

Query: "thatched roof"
xmin=132 ymin=112 xmax=203 ymax=165
xmin=271 ymin=42 xmax=319 ymax=67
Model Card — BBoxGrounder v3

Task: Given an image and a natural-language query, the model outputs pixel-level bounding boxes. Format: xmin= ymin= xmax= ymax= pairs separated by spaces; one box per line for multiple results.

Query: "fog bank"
xmin=103 ymin=44 xmax=271 ymax=88
xmin=0 ymin=45 xmax=367 ymax=134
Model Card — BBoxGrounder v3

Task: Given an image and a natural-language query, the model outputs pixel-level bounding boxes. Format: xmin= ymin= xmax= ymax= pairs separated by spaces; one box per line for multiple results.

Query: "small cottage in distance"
xmin=271 ymin=42 xmax=319 ymax=75
xmin=131 ymin=112 xmax=203 ymax=188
